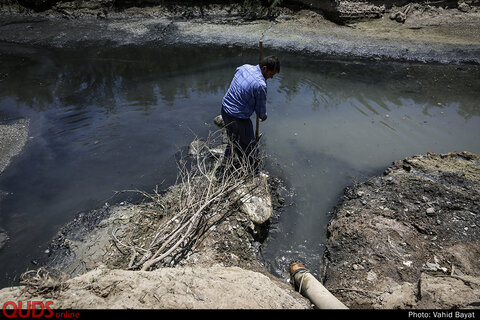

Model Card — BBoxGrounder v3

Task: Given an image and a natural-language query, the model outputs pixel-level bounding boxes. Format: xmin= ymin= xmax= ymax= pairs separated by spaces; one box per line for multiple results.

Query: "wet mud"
xmin=324 ymin=152 xmax=480 ymax=309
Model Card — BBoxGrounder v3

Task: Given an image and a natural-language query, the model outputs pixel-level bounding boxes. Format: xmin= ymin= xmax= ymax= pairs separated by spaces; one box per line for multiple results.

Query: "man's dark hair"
xmin=260 ymin=55 xmax=280 ymax=73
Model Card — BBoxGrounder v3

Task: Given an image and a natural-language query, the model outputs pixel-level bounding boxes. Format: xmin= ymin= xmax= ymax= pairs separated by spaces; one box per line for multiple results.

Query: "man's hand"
xmin=259 ymin=116 xmax=267 ymax=122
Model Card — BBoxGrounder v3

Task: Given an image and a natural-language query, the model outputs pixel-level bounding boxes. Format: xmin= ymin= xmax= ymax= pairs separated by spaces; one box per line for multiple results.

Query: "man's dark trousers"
xmin=221 ymin=108 xmax=258 ymax=171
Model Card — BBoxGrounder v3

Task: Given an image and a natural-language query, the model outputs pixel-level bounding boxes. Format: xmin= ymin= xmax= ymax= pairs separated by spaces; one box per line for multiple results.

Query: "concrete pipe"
xmin=290 ymin=263 xmax=348 ymax=309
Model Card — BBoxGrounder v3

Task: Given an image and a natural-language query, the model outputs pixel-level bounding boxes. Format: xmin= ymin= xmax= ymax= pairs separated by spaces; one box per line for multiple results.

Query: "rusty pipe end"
xmin=289 ymin=262 xmax=307 ymax=276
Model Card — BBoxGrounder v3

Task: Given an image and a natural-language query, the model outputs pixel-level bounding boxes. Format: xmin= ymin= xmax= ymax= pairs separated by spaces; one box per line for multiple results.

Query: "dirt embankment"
xmin=0 ymin=119 xmax=29 ymax=176
xmin=0 ymin=134 xmax=312 ymax=309
xmin=0 ymin=119 xmax=30 ymax=251
xmin=324 ymin=151 xmax=480 ymax=309
xmin=0 ymin=0 xmax=479 ymax=63
xmin=4 ymin=199 xmax=309 ymax=310
xmin=0 ymin=265 xmax=308 ymax=309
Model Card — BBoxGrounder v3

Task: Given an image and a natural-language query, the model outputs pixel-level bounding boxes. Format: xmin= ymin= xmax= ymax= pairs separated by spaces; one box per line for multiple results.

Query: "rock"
xmin=189 ymin=138 xmax=226 ymax=159
xmin=417 ymin=273 xmax=480 ymax=309
xmin=458 ymin=2 xmax=471 ymax=12
xmin=426 ymin=207 xmax=436 ymax=215
xmin=0 ymin=119 xmax=30 ymax=176
xmin=295 ymin=0 xmax=385 ymax=23
xmin=236 ymin=173 xmax=273 ymax=226
xmin=390 ymin=11 xmax=407 ymax=23
xmin=375 ymin=282 xmax=417 ymax=309
xmin=352 ymin=263 xmax=364 ymax=271
xmin=0 ymin=228 xmax=8 ymax=250
xmin=188 ymin=139 xmax=208 ymax=156
xmin=366 ymin=270 xmax=377 ymax=282
xmin=423 ymin=262 xmax=447 ymax=273
xmin=213 ymin=115 xmax=225 ymax=128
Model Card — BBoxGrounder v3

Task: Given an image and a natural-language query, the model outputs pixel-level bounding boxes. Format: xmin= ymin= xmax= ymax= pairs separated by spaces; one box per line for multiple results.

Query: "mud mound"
xmin=0 ymin=265 xmax=309 ymax=309
xmin=324 ymin=151 xmax=480 ymax=309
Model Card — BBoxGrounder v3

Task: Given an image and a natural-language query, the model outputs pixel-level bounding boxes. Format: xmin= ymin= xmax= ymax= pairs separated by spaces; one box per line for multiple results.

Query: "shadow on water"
xmin=0 ymin=42 xmax=479 ymax=287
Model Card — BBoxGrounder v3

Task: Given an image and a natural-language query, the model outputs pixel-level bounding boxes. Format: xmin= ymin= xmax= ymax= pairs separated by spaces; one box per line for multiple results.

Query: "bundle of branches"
xmin=115 ymin=130 xmax=264 ymax=271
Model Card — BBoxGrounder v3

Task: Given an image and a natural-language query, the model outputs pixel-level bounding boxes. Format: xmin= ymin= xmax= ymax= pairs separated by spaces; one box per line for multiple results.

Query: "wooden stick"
xmin=256 ymin=40 xmax=263 ymax=142
xmin=259 ymin=40 xmax=263 ymax=63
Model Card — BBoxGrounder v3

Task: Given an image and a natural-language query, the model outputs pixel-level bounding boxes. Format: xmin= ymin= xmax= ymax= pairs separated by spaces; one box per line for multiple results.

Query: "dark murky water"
xmin=0 ymin=43 xmax=479 ymax=287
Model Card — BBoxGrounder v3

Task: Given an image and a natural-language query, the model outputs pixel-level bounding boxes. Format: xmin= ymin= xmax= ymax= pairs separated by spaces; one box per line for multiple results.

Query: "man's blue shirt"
xmin=222 ymin=64 xmax=267 ymax=120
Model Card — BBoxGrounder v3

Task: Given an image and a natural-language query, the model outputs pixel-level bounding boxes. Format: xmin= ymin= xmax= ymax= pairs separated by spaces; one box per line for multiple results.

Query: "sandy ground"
xmin=0 ymin=265 xmax=309 ymax=309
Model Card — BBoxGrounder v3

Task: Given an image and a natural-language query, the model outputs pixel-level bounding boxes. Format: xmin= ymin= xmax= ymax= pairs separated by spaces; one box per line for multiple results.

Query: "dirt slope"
xmin=324 ymin=152 xmax=480 ymax=309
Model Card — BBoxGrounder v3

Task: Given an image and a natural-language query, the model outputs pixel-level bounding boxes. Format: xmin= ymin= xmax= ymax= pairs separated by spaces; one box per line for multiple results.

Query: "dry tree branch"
xmin=114 ymin=129 xmax=265 ymax=271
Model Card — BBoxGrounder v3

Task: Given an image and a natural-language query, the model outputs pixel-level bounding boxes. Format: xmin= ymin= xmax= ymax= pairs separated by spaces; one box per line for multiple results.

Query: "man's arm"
xmin=254 ymin=85 xmax=267 ymax=121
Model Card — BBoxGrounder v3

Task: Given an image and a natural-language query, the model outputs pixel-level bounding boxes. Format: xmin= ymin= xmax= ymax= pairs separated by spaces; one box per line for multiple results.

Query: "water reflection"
xmin=0 ymin=43 xmax=479 ymax=285
xmin=1 ymin=45 xmax=479 ymax=119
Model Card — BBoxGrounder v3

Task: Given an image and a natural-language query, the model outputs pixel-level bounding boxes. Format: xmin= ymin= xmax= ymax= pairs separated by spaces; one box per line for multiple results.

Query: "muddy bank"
xmin=5 ymin=188 xmax=310 ymax=309
xmin=0 ymin=1 xmax=479 ymax=63
xmin=0 ymin=118 xmax=30 ymax=251
xmin=39 ymin=137 xmax=277 ymax=277
xmin=0 ymin=118 xmax=29 ymax=176
xmin=324 ymin=151 xmax=480 ymax=309
xmin=0 ymin=228 xmax=7 ymax=251
xmin=0 ymin=132 xmax=311 ymax=309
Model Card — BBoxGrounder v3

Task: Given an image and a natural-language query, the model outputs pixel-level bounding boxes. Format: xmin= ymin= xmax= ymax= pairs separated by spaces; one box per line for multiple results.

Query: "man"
xmin=221 ymin=55 xmax=280 ymax=173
